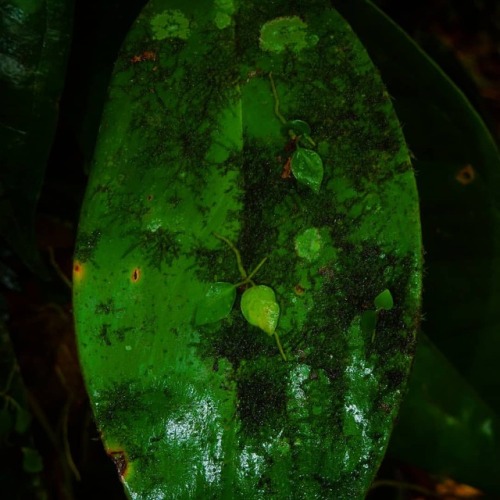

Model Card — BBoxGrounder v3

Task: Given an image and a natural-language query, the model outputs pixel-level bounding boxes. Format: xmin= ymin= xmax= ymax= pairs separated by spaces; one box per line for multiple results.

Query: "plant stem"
xmin=274 ymin=332 xmax=287 ymax=361
xmin=213 ymin=232 xmax=247 ymax=280
xmin=269 ymin=72 xmax=288 ymax=125
xmin=270 ymin=72 xmax=315 ymax=146
xmin=234 ymin=256 xmax=268 ymax=287
xmin=303 ymin=134 xmax=316 ymax=147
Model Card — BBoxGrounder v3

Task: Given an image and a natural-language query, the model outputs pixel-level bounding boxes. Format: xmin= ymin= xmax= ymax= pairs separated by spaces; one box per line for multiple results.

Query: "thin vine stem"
xmin=274 ymin=332 xmax=287 ymax=361
xmin=234 ymin=256 xmax=268 ymax=287
xmin=213 ymin=232 xmax=247 ymax=280
xmin=269 ymin=72 xmax=316 ymax=147
xmin=269 ymin=72 xmax=288 ymax=125
xmin=213 ymin=232 xmax=287 ymax=362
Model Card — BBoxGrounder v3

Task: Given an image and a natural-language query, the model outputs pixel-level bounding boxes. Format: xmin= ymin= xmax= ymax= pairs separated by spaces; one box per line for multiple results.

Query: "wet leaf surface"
xmin=73 ymin=0 xmax=422 ymax=497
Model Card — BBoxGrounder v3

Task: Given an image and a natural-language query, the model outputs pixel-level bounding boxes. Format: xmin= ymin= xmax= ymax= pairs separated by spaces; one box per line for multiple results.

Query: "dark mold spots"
xmin=237 ymin=361 xmax=287 ymax=434
xmin=312 ymin=473 xmax=337 ymax=497
xmin=383 ymin=368 xmax=406 ymax=391
xmin=115 ymin=326 xmax=133 ymax=343
xmin=256 ymin=475 xmax=273 ymax=495
xmin=75 ymin=229 xmax=101 ymax=263
xmin=189 ymin=240 xmax=240 ymax=286
xmin=323 ymin=242 xmax=395 ymax=331
xmin=199 ymin=314 xmax=272 ymax=367
xmin=99 ymin=324 xmax=112 ymax=346
xmin=108 ymin=449 xmax=129 ymax=478
xmin=97 ymin=323 xmax=132 ymax=344
xmin=371 ymin=253 xmax=418 ymax=358
xmin=95 ymin=381 xmax=143 ymax=426
xmin=95 ymin=299 xmax=115 ymax=315
xmin=123 ymin=227 xmax=181 ymax=269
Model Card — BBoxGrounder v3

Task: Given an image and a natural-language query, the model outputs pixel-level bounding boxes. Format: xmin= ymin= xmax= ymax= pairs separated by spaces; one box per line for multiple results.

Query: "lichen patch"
xmin=259 ymin=16 xmax=319 ymax=53
xmin=150 ymin=10 xmax=190 ymax=40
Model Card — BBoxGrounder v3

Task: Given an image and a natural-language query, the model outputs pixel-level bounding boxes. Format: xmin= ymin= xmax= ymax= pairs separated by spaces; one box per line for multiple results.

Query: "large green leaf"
xmin=73 ymin=0 xmax=422 ymax=497
xmin=335 ymin=0 xmax=500 ymax=493
xmin=0 ymin=0 xmax=73 ymax=274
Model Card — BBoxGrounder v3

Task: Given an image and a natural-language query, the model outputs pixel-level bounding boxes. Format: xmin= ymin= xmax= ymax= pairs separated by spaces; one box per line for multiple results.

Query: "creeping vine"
xmin=269 ymin=72 xmax=324 ymax=194
xmin=195 ymin=233 xmax=287 ymax=361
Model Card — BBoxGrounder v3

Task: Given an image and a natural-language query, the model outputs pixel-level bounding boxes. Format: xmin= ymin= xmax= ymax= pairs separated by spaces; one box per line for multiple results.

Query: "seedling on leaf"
xmin=195 ymin=233 xmax=287 ymax=361
xmin=269 ymin=72 xmax=324 ymax=193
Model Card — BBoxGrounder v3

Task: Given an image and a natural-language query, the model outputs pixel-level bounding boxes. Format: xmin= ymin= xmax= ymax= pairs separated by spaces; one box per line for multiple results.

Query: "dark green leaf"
xmin=285 ymin=119 xmax=311 ymax=136
xmin=360 ymin=310 xmax=377 ymax=337
xmin=15 ymin=407 xmax=32 ymax=435
xmin=22 ymin=448 xmax=44 ymax=474
xmin=194 ymin=282 xmax=236 ymax=326
xmin=0 ymin=408 xmax=15 ymax=438
xmin=0 ymin=0 xmax=73 ymax=275
xmin=389 ymin=334 xmax=500 ymax=494
xmin=290 ymin=148 xmax=324 ymax=193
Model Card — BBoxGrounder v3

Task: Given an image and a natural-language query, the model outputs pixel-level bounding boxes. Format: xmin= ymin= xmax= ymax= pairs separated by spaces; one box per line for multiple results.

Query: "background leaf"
xmin=390 ymin=333 xmax=500 ymax=494
xmin=0 ymin=321 xmax=45 ymax=497
xmin=0 ymin=0 xmax=73 ymax=274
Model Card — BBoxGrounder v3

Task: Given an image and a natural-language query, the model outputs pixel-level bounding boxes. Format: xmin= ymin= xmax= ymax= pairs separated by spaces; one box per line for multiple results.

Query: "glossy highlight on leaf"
xmin=195 ymin=282 xmax=236 ymax=326
xmin=291 ymin=148 xmax=324 ymax=193
xmin=240 ymin=285 xmax=280 ymax=336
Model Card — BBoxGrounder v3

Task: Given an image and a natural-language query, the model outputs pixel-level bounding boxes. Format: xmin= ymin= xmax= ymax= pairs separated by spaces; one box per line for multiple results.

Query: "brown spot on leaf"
xmin=130 ymin=51 xmax=157 ymax=64
xmin=455 ymin=164 xmax=476 ymax=185
xmin=108 ymin=450 xmax=129 ymax=478
xmin=131 ymin=268 xmax=141 ymax=282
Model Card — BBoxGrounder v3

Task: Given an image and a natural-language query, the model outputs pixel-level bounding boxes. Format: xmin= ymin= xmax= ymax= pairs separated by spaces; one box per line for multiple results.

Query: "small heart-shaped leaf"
xmin=240 ymin=285 xmax=280 ymax=335
xmin=291 ymin=148 xmax=324 ymax=193
xmin=195 ymin=282 xmax=236 ymax=326
xmin=285 ymin=119 xmax=311 ymax=136
xmin=374 ymin=289 xmax=394 ymax=311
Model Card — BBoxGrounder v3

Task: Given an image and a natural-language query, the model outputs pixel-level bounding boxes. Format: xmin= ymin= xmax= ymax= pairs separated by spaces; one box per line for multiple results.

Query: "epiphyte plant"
xmin=269 ymin=72 xmax=324 ymax=193
xmin=195 ymin=233 xmax=287 ymax=361
xmin=360 ymin=288 xmax=394 ymax=341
